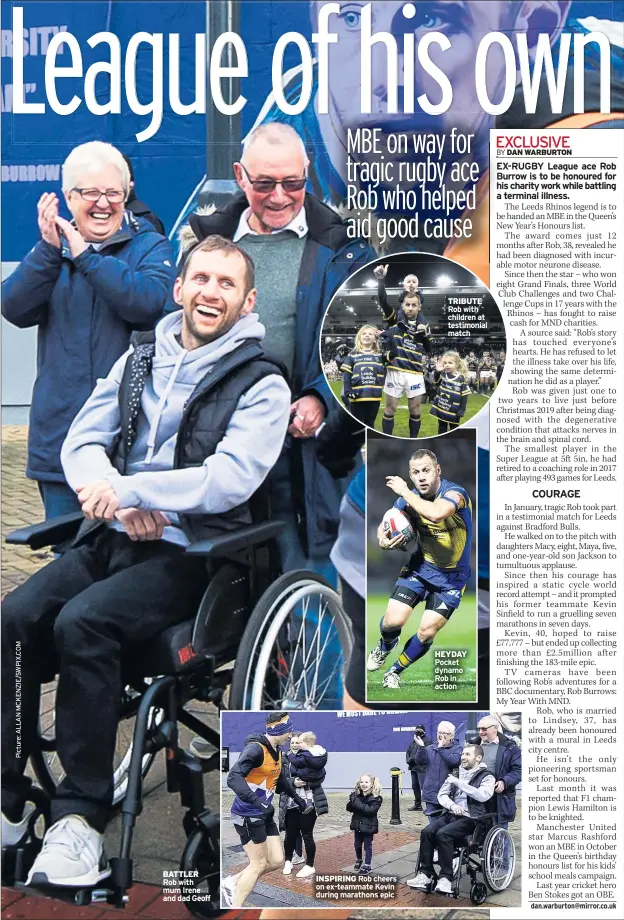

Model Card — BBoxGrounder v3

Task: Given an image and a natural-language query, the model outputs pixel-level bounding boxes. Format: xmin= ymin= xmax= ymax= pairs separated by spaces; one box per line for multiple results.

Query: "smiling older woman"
xmin=1 ymin=141 xmax=176 ymax=518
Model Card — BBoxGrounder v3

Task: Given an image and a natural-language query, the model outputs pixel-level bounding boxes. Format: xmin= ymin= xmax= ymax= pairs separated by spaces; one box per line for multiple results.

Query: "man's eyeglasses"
xmin=239 ymin=164 xmax=306 ymax=194
xmin=478 ymin=726 xmax=496 ymax=732
xmin=71 ymin=188 xmax=126 ymax=203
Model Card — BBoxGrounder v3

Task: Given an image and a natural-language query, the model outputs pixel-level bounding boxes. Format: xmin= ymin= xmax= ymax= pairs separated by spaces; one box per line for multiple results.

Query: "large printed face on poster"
xmin=309 ymin=1 xmax=565 ymax=135
xmin=169 ymin=0 xmax=616 ymax=243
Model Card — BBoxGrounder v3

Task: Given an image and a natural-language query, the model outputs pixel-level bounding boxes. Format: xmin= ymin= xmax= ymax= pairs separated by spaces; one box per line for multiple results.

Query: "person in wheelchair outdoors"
xmin=1 ymin=235 xmax=291 ymax=888
xmin=407 ymin=742 xmax=495 ymax=895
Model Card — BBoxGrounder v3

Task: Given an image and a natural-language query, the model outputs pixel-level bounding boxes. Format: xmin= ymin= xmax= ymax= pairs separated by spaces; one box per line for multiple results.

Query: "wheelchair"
xmin=1 ymin=509 xmax=353 ymax=917
xmin=415 ymin=811 xmax=516 ymax=906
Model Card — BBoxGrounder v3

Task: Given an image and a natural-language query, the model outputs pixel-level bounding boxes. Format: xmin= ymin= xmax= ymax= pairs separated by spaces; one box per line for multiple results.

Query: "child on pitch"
xmin=429 ymin=351 xmax=471 ymax=434
xmin=346 ymin=774 xmax=383 ymax=874
xmin=340 ymin=325 xmax=386 ymax=428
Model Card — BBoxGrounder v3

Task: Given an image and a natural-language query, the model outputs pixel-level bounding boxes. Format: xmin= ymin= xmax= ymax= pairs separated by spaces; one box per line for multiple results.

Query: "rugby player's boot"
xmin=382 ymin=670 xmax=402 ymax=689
xmin=367 ymin=641 xmax=392 ymax=671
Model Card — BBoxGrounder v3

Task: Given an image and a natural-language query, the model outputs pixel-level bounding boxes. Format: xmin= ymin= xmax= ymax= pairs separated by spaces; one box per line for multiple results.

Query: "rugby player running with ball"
xmin=368 ymin=449 xmax=473 ymax=691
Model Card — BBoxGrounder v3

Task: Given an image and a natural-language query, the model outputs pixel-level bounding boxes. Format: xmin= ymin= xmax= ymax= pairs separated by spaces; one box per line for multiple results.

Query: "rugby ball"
xmin=382 ymin=508 xmax=416 ymax=547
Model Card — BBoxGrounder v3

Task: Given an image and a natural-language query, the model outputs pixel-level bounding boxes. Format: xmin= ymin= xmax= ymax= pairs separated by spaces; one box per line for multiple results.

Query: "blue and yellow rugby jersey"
xmin=430 ymin=372 xmax=471 ymax=423
xmin=227 ymin=732 xmax=283 ymax=820
xmin=479 ymin=357 xmax=497 ymax=374
xmin=382 ymin=322 xmax=431 ymax=376
xmin=394 ymin=478 xmax=472 ymax=573
xmin=341 ymin=353 xmax=386 ymax=402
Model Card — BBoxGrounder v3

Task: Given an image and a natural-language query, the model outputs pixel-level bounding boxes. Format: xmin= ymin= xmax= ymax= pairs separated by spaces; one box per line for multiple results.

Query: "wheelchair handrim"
xmin=484 ymin=827 xmax=516 ymax=890
xmin=248 ymin=582 xmax=345 ymax=710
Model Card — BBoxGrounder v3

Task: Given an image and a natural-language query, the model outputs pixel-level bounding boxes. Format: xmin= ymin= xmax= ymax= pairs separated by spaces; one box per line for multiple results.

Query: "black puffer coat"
xmin=346 ymin=792 xmax=383 ymax=835
xmin=289 ymin=746 xmax=329 ymax=817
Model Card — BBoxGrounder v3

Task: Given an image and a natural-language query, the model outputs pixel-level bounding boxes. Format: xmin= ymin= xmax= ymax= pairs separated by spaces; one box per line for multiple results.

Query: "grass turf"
xmin=365 ymin=592 xmax=477 ymax=703
xmin=329 ymin=382 xmax=490 ymax=437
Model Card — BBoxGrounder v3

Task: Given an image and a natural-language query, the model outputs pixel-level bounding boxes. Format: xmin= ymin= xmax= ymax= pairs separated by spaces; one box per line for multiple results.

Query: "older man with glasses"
xmin=406 ymin=720 xmax=462 ymax=826
xmin=2 ymin=140 xmax=175 ymax=519
xmin=477 ymin=715 xmax=522 ymax=829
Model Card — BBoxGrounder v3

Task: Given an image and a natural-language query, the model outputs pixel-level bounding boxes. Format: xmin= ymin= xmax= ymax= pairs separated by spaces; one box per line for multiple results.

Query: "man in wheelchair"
xmin=1 ymin=235 xmax=291 ymax=887
xmin=408 ymin=742 xmax=495 ymax=895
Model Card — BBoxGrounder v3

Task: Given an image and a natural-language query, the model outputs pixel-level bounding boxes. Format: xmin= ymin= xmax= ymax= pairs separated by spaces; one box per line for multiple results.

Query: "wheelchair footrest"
xmin=110 ymin=856 xmax=133 ymax=891
xmin=6 ymin=879 xmax=128 ymax=909
xmin=1 ymin=837 xmax=45 ymax=887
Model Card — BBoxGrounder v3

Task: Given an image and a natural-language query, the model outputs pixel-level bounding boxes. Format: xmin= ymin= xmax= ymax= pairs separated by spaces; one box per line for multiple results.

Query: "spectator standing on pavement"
xmin=405 ymin=725 xmax=432 ymax=811
xmin=1 ymin=141 xmax=175 ymax=519
xmin=281 ymin=731 xmax=328 ymax=879
xmin=411 ymin=721 xmax=462 ymax=822
xmin=477 ymin=715 xmax=522 ymax=828
xmin=346 ymin=774 xmax=383 ymax=875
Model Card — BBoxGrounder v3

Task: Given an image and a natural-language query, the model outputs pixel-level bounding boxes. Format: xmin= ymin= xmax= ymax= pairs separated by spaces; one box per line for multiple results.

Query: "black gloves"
xmin=258 ymin=801 xmax=275 ymax=821
xmin=316 ymin=407 xmax=365 ymax=479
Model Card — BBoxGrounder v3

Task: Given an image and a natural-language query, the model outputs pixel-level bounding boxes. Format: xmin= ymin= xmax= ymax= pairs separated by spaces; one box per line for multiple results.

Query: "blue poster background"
xmin=0 ymin=0 xmax=310 ymax=260
xmin=222 ymin=711 xmax=487 ymax=752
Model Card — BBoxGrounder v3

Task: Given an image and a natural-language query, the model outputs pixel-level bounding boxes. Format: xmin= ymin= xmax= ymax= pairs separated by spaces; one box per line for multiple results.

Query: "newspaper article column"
xmin=490 ymin=128 xmax=623 ymax=915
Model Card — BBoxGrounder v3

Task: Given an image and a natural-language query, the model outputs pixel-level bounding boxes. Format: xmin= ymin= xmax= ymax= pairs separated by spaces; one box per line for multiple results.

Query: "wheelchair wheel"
xmin=482 ymin=825 xmax=516 ymax=892
xmin=471 ymin=881 xmax=488 ymax=905
xmin=179 ymin=819 xmax=221 ymax=918
xmin=31 ymin=679 xmax=161 ymax=804
xmin=229 ymin=571 xmax=352 ymax=710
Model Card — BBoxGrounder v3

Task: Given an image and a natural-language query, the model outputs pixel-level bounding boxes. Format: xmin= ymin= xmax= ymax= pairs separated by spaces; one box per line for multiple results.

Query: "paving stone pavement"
xmin=1 ymin=426 xmax=53 ymax=593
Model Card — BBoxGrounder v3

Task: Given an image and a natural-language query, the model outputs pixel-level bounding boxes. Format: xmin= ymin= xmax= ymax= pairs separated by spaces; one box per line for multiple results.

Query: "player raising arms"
xmin=367 ymin=449 xmax=472 ymax=691
xmin=380 ymin=295 xmax=431 ymax=438
xmin=373 ymin=263 xmax=431 ymax=438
